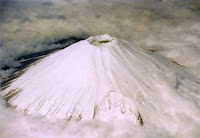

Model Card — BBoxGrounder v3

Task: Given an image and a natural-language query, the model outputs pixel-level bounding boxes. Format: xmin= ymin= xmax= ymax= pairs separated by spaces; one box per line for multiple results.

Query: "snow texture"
xmin=1 ymin=34 xmax=200 ymax=137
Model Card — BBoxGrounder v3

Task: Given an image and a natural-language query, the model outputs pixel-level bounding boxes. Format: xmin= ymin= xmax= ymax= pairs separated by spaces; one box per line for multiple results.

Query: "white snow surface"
xmin=1 ymin=34 xmax=200 ymax=137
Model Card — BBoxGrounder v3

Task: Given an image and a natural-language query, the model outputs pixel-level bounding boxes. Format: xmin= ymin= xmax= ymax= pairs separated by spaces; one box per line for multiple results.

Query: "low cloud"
xmin=0 ymin=95 xmax=171 ymax=138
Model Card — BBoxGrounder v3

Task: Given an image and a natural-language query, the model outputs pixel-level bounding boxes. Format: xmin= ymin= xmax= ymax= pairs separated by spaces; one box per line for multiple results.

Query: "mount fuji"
xmin=1 ymin=34 xmax=200 ymax=133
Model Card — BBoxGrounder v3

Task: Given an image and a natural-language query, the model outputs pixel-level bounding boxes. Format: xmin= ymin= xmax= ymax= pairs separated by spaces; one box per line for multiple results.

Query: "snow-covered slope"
xmin=1 ymin=34 xmax=200 ymax=135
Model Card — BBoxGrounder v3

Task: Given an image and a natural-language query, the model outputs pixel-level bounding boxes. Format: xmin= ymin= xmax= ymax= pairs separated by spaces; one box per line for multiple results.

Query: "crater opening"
xmin=98 ymin=40 xmax=111 ymax=43
xmin=87 ymin=34 xmax=117 ymax=47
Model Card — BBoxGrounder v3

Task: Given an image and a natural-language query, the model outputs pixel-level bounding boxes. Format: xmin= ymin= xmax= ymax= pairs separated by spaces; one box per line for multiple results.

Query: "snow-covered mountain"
xmin=1 ymin=34 xmax=200 ymax=136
